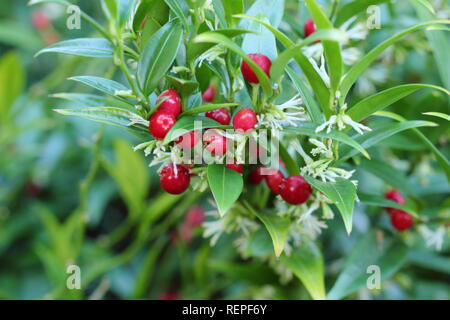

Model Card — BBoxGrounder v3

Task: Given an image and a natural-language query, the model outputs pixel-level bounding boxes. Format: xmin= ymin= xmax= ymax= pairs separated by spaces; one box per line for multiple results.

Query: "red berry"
xmin=233 ymin=108 xmax=257 ymax=133
xmin=241 ymin=53 xmax=272 ymax=84
xmin=265 ymin=169 xmax=284 ymax=194
xmin=203 ymin=129 xmax=228 ymax=156
xmin=160 ymin=164 xmax=190 ymax=194
xmin=390 ymin=210 xmax=413 ymax=231
xmin=202 ymin=85 xmax=215 ymax=102
xmin=205 ymin=108 xmax=231 ymax=125
xmin=32 ymin=10 xmax=50 ymax=30
xmin=304 ymin=18 xmax=317 ymax=37
xmin=384 ymin=190 xmax=405 ymax=215
xmin=248 ymin=167 xmax=265 ymax=185
xmin=279 ymin=176 xmax=312 ymax=205
xmin=156 ymin=89 xmax=181 ymax=117
xmin=185 ymin=205 xmax=205 ymax=227
xmin=225 ymin=161 xmax=244 ymax=174
xmin=149 ymin=111 xmax=176 ymax=140
xmin=175 ymin=130 xmax=200 ymax=149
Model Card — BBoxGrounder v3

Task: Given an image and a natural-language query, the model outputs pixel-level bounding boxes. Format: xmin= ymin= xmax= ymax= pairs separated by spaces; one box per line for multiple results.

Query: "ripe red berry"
xmin=156 ymin=89 xmax=181 ymax=117
xmin=185 ymin=205 xmax=205 ymax=227
xmin=149 ymin=111 xmax=176 ymax=140
xmin=202 ymin=85 xmax=215 ymax=102
xmin=279 ymin=176 xmax=312 ymax=205
xmin=32 ymin=10 xmax=50 ymax=30
xmin=160 ymin=164 xmax=190 ymax=194
xmin=384 ymin=190 xmax=405 ymax=215
xmin=175 ymin=130 xmax=200 ymax=149
xmin=248 ymin=167 xmax=265 ymax=185
xmin=233 ymin=108 xmax=257 ymax=133
xmin=390 ymin=210 xmax=413 ymax=231
xmin=304 ymin=18 xmax=317 ymax=37
xmin=241 ymin=53 xmax=272 ymax=84
xmin=225 ymin=161 xmax=244 ymax=174
xmin=205 ymin=108 xmax=231 ymax=125
xmin=265 ymin=169 xmax=284 ymax=194
xmin=203 ymin=129 xmax=228 ymax=156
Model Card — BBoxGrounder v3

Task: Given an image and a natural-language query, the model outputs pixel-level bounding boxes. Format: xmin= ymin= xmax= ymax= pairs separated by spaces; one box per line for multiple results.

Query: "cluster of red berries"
xmin=384 ymin=190 xmax=413 ymax=231
xmin=154 ymin=52 xmax=275 ymax=195
xmin=248 ymin=167 xmax=312 ymax=205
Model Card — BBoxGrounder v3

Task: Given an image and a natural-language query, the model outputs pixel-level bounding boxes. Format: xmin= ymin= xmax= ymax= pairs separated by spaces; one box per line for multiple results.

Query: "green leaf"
xmin=180 ymin=103 xmax=239 ymax=116
xmin=305 ymin=0 xmax=343 ymax=93
xmin=193 ymin=31 xmax=273 ymax=98
xmin=69 ymin=76 xmax=130 ymax=98
xmin=0 ymin=21 xmax=42 ymax=50
xmin=50 ymin=92 xmax=134 ymax=110
xmin=281 ymin=242 xmax=326 ymax=300
xmin=163 ymin=115 xmax=229 ymax=144
xmin=423 ymin=112 xmax=450 ymax=122
xmin=279 ymin=143 xmax=299 ymax=176
xmin=207 ymin=164 xmax=243 ymax=216
xmin=164 ymin=0 xmax=188 ymax=30
xmin=413 ymin=2 xmax=450 ymax=95
xmin=233 ymin=14 xmax=330 ymax=112
xmin=358 ymin=193 xmax=418 ymax=217
xmin=244 ymin=203 xmax=290 ymax=257
xmin=283 ymin=123 xmax=370 ymax=159
xmin=242 ymin=15 xmax=278 ymax=61
xmin=166 ymin=75 xmax=199 ymax=98
xmin=339 ymin=19 xmax=450 ymax=103
xmin=104 ymin=139 xmax=149 ymax=216
xmin=271 ymin=29 xmax=347 ymax=83
xmin=347 ymin=84 xmax=449 ymax=122
xmin=54 ymin=107 xmax=148 ymax=134
xmin=286 ymin=67 xmax=324 ymax=123
xmin=408 ymin=250 xmax=450 ymax=275
xmin=327 ymin=232 xmax=409 ymax=300
xmin=116 ymin=0 xmax=136 ymax=28
xmin=244 ymin=0 xmax=285 ymax=27
xmin=222 ymin=0 xmax=244 ymax=27
xmin=304 ymin=176 xmax=356 ymax=234
xmin=339 ymin=120 xmax=437 ymax=161
xmin=36 ymin=38 xmax=114 ymax=58
xmin=334 ymin=0 xmax=390 ymax=27
xmin=138 ymin=21 xmax=183 ymax=95
xmin=0 ymin=51 xmax=24 ymax=119
xmin=133 ymin=0 xmax=169 ymax=33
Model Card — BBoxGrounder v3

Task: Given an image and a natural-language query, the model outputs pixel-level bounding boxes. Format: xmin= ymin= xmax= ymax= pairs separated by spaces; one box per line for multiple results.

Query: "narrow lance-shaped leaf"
xmin=334 ymin=0 xmax=390 ymax=27
xmin=207 ymin=164 xmax=243 ymax=216
xmin=347 ymin=83 xmax=449 ymax=122
xmin=233 ymin=14 xmax=331 ymax=113
xmin=36 ymin=38 xmax=114 ymax=58
xmin=339 ymin=19 xmax=450 ymax=104
xmin=0 ymin=51 xmax=24 ymax=118
xmin=304 ymin=176 xmax=356 ymax=234
xmin=69 ymin=76 xmax=133 ymax=104
xmin=305 ymin=0 xmax=343 ymax=94
xmin=138 ymin=21 xmax=183 ymax=95
xmin=358 ymin=193 xmax=418 ymax=217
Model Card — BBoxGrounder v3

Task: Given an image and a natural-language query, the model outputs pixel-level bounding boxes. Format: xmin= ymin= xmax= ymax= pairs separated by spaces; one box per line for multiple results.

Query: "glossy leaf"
xmin=304 ymin=176 xmax=356 ymax=234
xmin=334 ymin=0 xmax=390 ymax=27
xmin=138 ymin=21 xmax=183 ymax=95
xmin=69 ymin=76 xmax=131 ymax=103
xmin=423 ymin=112 xmax=450 ymax=122
xmin=36 ymin=38 xmax=114 ymax=58
xmin=222 ymin=0 xmax=244 ymax=27
xmin=207 ymin=164 xmax=243 ymax=216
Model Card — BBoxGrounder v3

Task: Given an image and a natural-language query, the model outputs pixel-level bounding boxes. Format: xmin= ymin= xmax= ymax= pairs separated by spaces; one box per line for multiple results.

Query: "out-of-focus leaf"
xmin=327 ymin=232 xmax=409 ymax=300
xmin=222 ymin=0 xmax=244 ymax=27
xmin=358 ymin=193 xmax=418 ymax=217
xmin=423 ymin=112 xmax=450 ymax=122
xmin=0 ymin=51 xmax=25 ymax=119
xmin=335 ymin=0 xmax=390 ymax=27
xmin=281 ymin=241 xmax=326 ymax=300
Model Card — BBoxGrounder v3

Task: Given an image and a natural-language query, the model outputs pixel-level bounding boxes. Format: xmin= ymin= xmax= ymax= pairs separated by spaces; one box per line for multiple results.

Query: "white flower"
xmin=310 ymin=138 xmax=333 ymax=158
xmin=195 ymin=45 xmax=226 ymax=67
xmin=315 ymin=103 xmax=372 ymax=135
xmin=418 ymin=225 xmax=446 ymax=251
xmin=340 ymin=17 xmax=368 ymax=42
xmin=258 ymin=95 xmax=307 ymax=131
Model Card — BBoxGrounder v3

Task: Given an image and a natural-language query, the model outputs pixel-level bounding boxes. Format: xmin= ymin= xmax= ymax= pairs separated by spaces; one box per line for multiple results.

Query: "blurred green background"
xmin=0 ymin=0 xmax=449 ymax=300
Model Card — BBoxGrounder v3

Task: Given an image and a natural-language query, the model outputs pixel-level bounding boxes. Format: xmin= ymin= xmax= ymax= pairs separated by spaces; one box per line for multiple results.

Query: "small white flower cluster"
xmin=195 ymin=45 xmax=226 ymax=68
xmin=133 ymin=140 xmax=185 ymax=169
xmin=418 ymin=225 xmax=447 ymax=251
xmin=257 ymin=95 xmax=307 ymax=131
xmin=315 ymin=102 xmax=371 ymax=135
